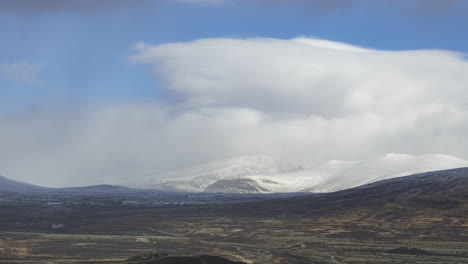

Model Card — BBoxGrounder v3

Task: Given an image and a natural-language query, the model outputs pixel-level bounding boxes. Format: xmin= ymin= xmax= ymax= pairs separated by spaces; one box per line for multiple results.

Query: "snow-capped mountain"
xmin=138 ymin=156 xmax=302 ymax=192
xmin=298 ymin=153 xmax=468 ymax=192
xmin=136 ymin=154 xmax=468 ymax=193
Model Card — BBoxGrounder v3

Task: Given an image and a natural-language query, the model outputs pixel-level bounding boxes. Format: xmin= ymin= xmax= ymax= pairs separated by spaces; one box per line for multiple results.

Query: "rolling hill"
xmin=0 ymin=175 xmax=49 ymax=192
xmin=229 ymin=167 xmax=468 ymax=221
xmin=0 ymin=175 xmax=162 ymax=194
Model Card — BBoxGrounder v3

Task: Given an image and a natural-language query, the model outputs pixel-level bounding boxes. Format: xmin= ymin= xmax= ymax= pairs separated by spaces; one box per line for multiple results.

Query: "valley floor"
xmin=2 ymin=217 xmax=468 ymax=264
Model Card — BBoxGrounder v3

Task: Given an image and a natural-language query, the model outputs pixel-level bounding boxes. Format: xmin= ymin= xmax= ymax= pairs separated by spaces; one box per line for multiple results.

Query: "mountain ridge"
xmin=132 ymin=153 xmax=468 ymax=193
xmin=229 ymin=167 xmax=468 ymax=218
xmin=0 ymin=175 xmax=167 ymax=194
xmin=0 ymin=175 xmax=49 ymax=192
xmin=3 ymin=153 xmax=468 ymax=194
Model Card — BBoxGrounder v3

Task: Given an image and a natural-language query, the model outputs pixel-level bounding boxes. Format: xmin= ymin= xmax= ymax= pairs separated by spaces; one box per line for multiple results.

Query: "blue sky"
xmin=1 ymin=0 xmax=468 ymax=113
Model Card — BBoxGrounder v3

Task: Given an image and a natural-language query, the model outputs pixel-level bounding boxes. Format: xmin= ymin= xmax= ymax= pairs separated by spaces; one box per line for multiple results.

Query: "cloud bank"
xmin=2 ymin=37 xmax=468 ymax=187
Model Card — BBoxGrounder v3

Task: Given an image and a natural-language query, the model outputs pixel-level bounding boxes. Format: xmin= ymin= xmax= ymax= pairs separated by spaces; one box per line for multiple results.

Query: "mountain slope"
xmin=138 ymin=156 xmax=301 ymax=192
xmin=205 ymin=167 xmax=468 ymax=242
xmin=0 ymin=175 xmax=48 ymax=192
xmin=0 ymin=175 xmax=164 ymax=194
xmin=58 ymin=184 xmax=155 ymax=193
xmin=298 ymin=153 xmax=468 ymax=192
xmin=231 ymin=167 xmax=468 ymax=218
xmin=137 ymin=154 xmax=468 ymax=193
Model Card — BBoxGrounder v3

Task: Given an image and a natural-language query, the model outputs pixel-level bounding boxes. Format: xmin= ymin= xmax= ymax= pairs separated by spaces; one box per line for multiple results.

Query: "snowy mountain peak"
xmin=138 ymin=155 xmax=302 ymax=192
xmin=134 ymin=153 xmax=468 ymax=193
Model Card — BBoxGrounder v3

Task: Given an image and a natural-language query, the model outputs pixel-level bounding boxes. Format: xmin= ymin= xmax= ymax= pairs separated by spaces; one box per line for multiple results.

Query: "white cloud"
xmin=2 ymin=37 xmax=468 ymax=187
xmin=132 ymin=37 xmax=468 ymax=118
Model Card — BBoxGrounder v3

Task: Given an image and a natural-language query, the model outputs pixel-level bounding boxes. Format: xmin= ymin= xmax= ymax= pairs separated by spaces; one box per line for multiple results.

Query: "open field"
xmin=1 ymin=225 xmax=468 ymax=264
xmin=1 ymin=205 xmax=468 ymax=264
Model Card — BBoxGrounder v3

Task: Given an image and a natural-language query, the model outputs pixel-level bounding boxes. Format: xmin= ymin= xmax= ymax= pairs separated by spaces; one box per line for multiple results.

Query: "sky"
xmin=1 ymin=0 xmax=468 ymax=187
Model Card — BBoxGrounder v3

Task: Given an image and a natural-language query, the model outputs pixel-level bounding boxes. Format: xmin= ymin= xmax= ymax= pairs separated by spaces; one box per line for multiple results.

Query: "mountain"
xmin=0 ymin=175 xmax=48 ymax=192
xmin=298 ymin=153 xmax=468 ymax=192
xmin=0 ymin=175 xmax=163 ymax=194
xmin=136 ymin=153 xmax=468 ymax=193
xmin=4 ymin=153 xmax=468 ymax=194
xmin=58 ymin=184 xmax=153 ymax=193
xmin=234 ymin=167 xmax=468 ymax=219
xmin=137 ymin=156 xmax=301 ymax=192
